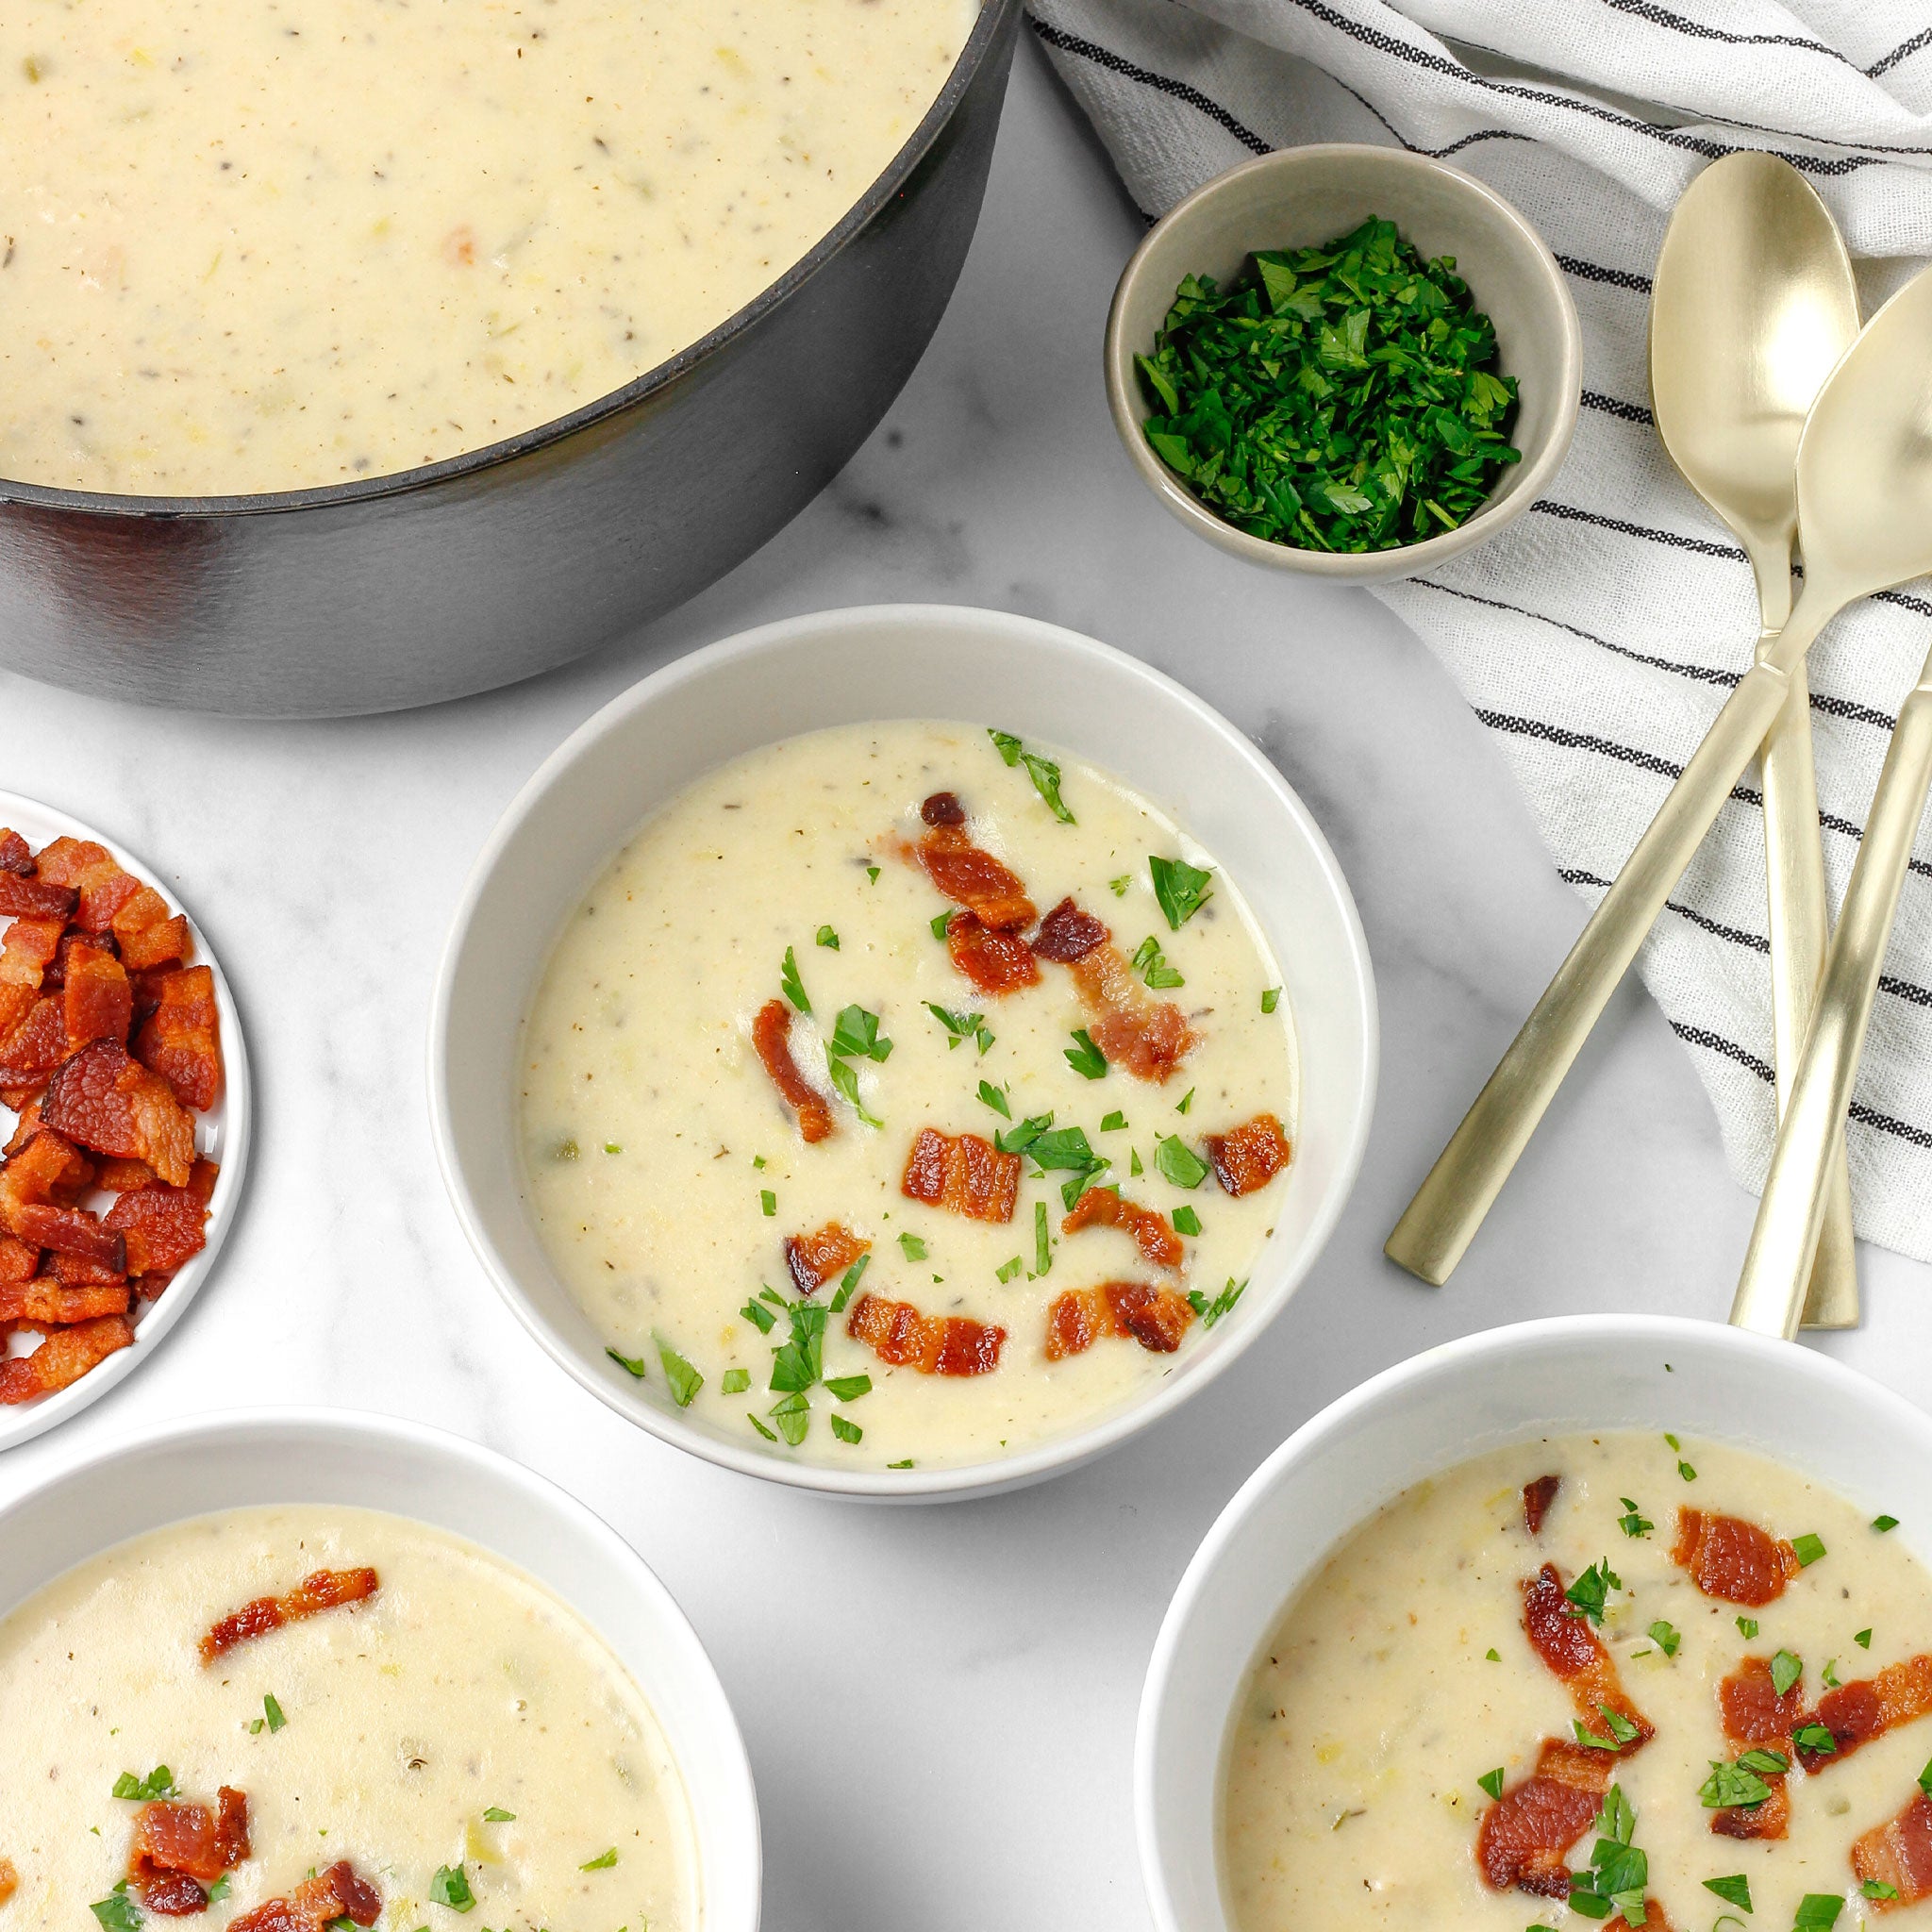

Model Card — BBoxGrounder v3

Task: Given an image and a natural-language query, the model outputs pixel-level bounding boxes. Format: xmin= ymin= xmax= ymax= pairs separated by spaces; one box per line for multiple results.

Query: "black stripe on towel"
xmin=1670 ymin=1025 xmax=1932 ymax=1149
xmin=1597 ymin=0 xmax=1851 ymax=66
xmin=1870 ymin=25 xmax=1932 ymax=78
xmin=1581 ymin=391 xmax=1655 ymax=425
xmin=1027 ymin=21 xmax=1272 ymax=154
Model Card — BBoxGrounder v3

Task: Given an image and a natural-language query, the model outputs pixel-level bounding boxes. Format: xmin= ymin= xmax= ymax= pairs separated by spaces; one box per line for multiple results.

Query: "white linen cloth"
xmin=1027 ymin=0 xmax=1932 ymax=1262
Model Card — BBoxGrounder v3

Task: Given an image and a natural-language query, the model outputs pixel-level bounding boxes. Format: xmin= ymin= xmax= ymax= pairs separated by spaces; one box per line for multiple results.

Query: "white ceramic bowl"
xmin=0 ymin=1407 xmax=761 ymax=1929
xmin=1137 ymin=1314 xmax=1932 ymax=1932
xmin=0 ymin=791 xmax=251 ymax=1450
xmin=1106 ymin=144 xmax=1582 ymax=585
xmin=430 ymin=604 xmax=1378 ymax=1501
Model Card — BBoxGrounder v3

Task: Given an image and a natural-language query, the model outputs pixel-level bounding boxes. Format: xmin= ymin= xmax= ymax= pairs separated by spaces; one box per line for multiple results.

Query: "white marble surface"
xmin=5 ymin=35 xmax=1931 ymax=1932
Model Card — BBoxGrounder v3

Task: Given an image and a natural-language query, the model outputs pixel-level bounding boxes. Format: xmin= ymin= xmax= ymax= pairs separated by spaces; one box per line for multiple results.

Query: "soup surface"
xmin=0 ymin=0 xmax=975 ymax=495
xmin=0 ymin=1506 xmax=697 ymax=1926
xmin=1224 ymin=1433 xmax=1932 ymax=1930
xmin=519 ymin=721 xmax=1298 ymax=1472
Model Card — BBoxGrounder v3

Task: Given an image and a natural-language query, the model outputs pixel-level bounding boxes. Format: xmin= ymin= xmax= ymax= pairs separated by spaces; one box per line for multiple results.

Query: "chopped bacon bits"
xmin=751 ymin=999 xmax=834 ymax=1144
xmin=1030 ymin=897 xmax=1109 ymax=963
xmin=200 ymin=1567 xmax=380 ymax=1665
xmin=1713 ymin=1656 xmax=1804 ymax=1839
xmin=1044 ymin=1281 xmax=1195 ymax=1359
xmin=1206 ymin=1113 xmax=1293 ymax=1196
xmin=1520 ymin=1562 xmax=1652 ymax=1743
xmin=783 ymin=1222 xmax=870 ymax=1296
xmin=0 ymin=830 xmax=30 ymax=874
xmin=1062 ymin=1187 xmax=1183 ymax=1270
xmin=1059 ymin=941 xmax=1196 ymax=1082
xmin=135 ymin=967 xmax=223 ymax=1112
xmin=0 ymin=1130 xmax=125 ymax=1269
xmin=943 ymin=911 xmax=1040 ymax=995
xmin=63 ymin=941 xmax=133 ymax=1052
xmin=0 ymin=872 xmax=78 ymax=921
xmin=920 ymin=791 xmax=966 ymax=826
xmin=0 ymin=1312 xmax=133 ymax=1403
xmin=1671 ymin=1507 xmax=1799 ymax=1606
xmin=1523 ymin=1474 xmax=1559 ymax=1536
xmin=107 ymin=1183 xmax=210 ymax=1278
xmin=0 ymin=995 xmax=67 ymax=1095
xmin=913 ymin=824 xmax=1036 ymax=932
xmin=1800 ymin=1655 xmax=1932 ymax=1769
xmin=847 ymin=1291 xmax=1005 ymax=1375
xmin=42 ymin=1038 xmax=195 ymax=1187
xmin=130 ymin=1787 xmax=251 ymax=1907
xmin=900 ymin=1127 xmax=1019 ymax=1223
xmin=0 ymin=1278 xmax=130 ymax=1324
xmin=1477 ymin=1738 xmax=1609 ymax=1895
xmin=230 ymin=1861 xmax=382 ymax=1932
xmin=1855 ymin=1790 xmax=1932 ymax=1909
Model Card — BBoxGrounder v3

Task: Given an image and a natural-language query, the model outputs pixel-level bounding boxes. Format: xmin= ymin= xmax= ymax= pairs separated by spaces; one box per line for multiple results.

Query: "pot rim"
xmin=0 ymin=0 xmax=1018 ymax=522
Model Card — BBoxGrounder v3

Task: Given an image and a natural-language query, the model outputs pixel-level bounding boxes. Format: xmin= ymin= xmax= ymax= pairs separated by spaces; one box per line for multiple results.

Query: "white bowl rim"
xmin=1132 ymin=1311 xmax=1932 ymax=1932
xmin=427 ymin=602 xmax=1379 ymax=1501
xmin=1105 ymin=141 xmax=1585 ymax=580
xmin=0 ymin=789 xmax=253 ymax=1452
xmin=0 ymin=1401 xmax=763 ymax=1928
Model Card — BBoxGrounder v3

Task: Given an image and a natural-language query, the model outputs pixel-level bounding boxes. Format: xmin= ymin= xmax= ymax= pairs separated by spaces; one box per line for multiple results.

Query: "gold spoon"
xmin=1732 ymin=265 xmax=1932 ymax=1337
xmin=1650 ymin=153 xmax=1860 ymax=1330
xmin=1387 ymin=253 xmax=1932 ymax=1288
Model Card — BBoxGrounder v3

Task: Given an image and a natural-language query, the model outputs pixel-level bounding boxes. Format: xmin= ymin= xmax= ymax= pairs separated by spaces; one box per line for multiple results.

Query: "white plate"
xmin=0 ymin=791 xmax=251 ymax=1449
xmin=429 ymin=604 xmax=1378 ymax=1501
xmin=0 ymin=1407 xmax=761 ymax=1930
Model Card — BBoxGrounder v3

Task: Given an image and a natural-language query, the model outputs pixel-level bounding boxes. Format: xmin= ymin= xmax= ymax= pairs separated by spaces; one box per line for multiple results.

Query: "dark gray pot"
xmin=0 ymin=0 xmax=1020 ymax=717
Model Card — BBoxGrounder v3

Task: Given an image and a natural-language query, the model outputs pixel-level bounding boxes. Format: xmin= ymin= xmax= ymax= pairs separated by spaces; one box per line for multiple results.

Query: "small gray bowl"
xmin=1105 ymin=143 xmax=1582 ymax=585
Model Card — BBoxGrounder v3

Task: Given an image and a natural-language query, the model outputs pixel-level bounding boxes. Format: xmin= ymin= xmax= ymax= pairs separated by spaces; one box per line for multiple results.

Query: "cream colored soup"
xmin=519 ymin=721 xmax=1298 ymax=1472
xmin=0 ymin=1506 xmax=696 ymax=1926
xmin=0 ymin=0 xmax=975 ymax=495
xmin=1224 ymin=1434 xmax=1932 ymax=1931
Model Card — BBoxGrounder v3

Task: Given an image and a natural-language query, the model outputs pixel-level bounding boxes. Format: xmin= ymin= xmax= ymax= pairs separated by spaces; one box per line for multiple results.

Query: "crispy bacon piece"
xmin=1523 ymin=1474 xmax=1559 ymax=1536
xmin=0 ymin=873 xmax=77 ymax=920
xmin=112 ymin=887 xmax=189 ymax=973
xmin=201 ymin=1566 xmax=380 ymax=1664
xmin=900 ymin=1127 xmax=1019 ymax=1223
xmin=1206 ymin=1113 xmax=1293 ymax=1196
xmin=0 ymin=995 xmax=67 ymax=1096
xmin=0 ymin=913 xmax=66 ymax=1041
xmin=0 ymin=1131 xmax=125 ymax=1268
xmin=0 ymin=1235 xmax=35 ymax=1282
xmin=134 ymin=967 xmax=223 ymax=1112
xmin=3 ymin=1100 xmax=42 ymax=1158
xmin=1477 ymin=1738 xmax=1610 ymax=1895
xmin=1672 ymin=1507 xmax=1799 ymax=1607
xmin=33 ymin=838 xmax=136 ymax=930
xmin=0 ymin=1278 xmax=129 ymax=1324
xmin=0 ymin=830 xmax=29 ymax=874
xmin=846 ymin=1291 xmax=1005 ymax=1375
xmin=107 ymin=1183 xmax=209 ymax=1279
xmin=1043 ymin=1280 xmax=1196 ymax=1359
xmin=920 ymin=791 xmax=966 ymax=826
xmin=1713 ymin=1656 xmax=1807 ymax=1838
xmin=63 ymin=941 xmax=133 ymax=1051
xmin=130 ymin=1788 xmax=251 ymax=1898
xmin=1522 ymin=1563 xmax=1653 ymax=1745
xmin=98 ymin=1157 xmax=157 ymax=1191
xmin=1060 ymin=941 xmax=1196 ymax=1083
xmin=1855 ymin=1790 xmax=1932 ymax=1909
xmin=51 ymin=1249 xmax=127 ymax=1287
xmin=751 ymin=999 xmax=834 ymax=1143
xmin=1062 ymin=1187 xmax=1183 ymax=1270
xmin=42 ymin=1039 xmax=196 ymax=1187
xmin=943 ymin=911 xmax=1041 ymax=994
xmin=0 ymin=1313 xmax=133 ymax=1403
xmin=1799 ymin=1655 xmax=1932 ymax=1770
xmin=783 ymin=1222 xmax=870 ymax=1297
xmin=1031 ymin=897 xmax=1109 ymax=963
xmin=913 ymin=824 xmax=1035 ymax=932
xmin=230 ymin=1862 xmax=382 ymax=1932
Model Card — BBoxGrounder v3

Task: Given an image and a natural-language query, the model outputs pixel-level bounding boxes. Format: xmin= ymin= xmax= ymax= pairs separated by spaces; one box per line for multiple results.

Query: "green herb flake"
xmin=1485 ymin=1647 xmax=1501 ymax=1662
xmin=1065 ymin=1028 xmax=1108 ymax=1079
xmin=607 ymin=1347 xmax=649 ymax=1378
xmin=1260 ymin=987 xmax=1281 ymax=1014
xmin=91 ymin=1898 xmax=143 ymax=1932
xmin=1174 ymin=1088 xmax=1195 ymax=1115
xmin=721 ymin=1368 xmax=750 ymax=1394
xmin=1477 ymin=1767 xmax=1506 ymax=1801
xmin=1109 ymin=874 xmax=1132 ymax=896
xmin=1129 ymin=1148 xmax=1143 ymax=1176
xmin=1100 ymin=1110 xmax=1127 ymax=1132
xmin=829 ymin=1253 xmax=870 ymax=1314
xmin=1186 ymin=1277 xmax=1246 ymax=1329
xmin=1664 ymin=1433 xmax=1680 ymax=1450
xmin=263 ymin=1693 xmax=287 ymax=1733
xmin=779 ymin=945 xmax=809 ymax=1014
xmin=1129 ymin=934 xmax=1186 ymax=990
xmin=1647 ymin=1620 xmax=1679 ymax=1658
xmin=824 ymin=1051 xmax=882 ymax=1130
xmin=824 ymin=1374 xmax=873 ymax=1402
xmin=1564 ymin=1560 xmax=1621 ymax=1625
xmin=996 ymin=1256 xmax=1023 ymax=1285
xmin=925 ymin=1003 xmax=987 ymax=1051
xmin=1148 ymin=854 xmax=1213 ymax=929
xmin=602 ymin=1141 xmax=622 ymax=1155
xmin=866 ymin=865 xmax=881 ymax=884
xmin=1618 ymin=1498 xmax=1653 ymax=1539
xmin=746 ymin=1412 xmax=778 ymax=1442
xmin=1173 ymin=1205 xmax=1202 ymax=1237
xmin=1793 ymin=1894 xmax=1842 ymax=1930
xmin=1874 ymin=1514 xmax=1901 ymax=1532
xmin=483 ymin=1807 xmax=516 ymax=1823
xmin=816 ymin=924 xmax=841 ymax=950
xmin=1792 ymin=1533 xmax=1827 ymax=1567
xmin=580 ymin=1847 xmax=618 ymax=1871
xmin=1698 ymin=1757 xmax=1777 ymax=1809
xmin=1771 ymin=1651 xmax=1804 ymax=1698
xmin=1857 ymin=1628 xmax=1874 ymax=1648
xmin=1865 ymin=1879 xmax=1902 ymax=1902
xmin=112 ymin=1767 xmax=175 ymax=1802
xmin=1704 ymin=1875 xmax=1753 ymax=1912
xmin=1792 ymin=1723 xmax=1837 ymax=1756
xmin=1155 ymin=1136 xmax=1208 ymax=1189
xmin=1035 ymin=1199 xmax=1052 ymax=1275
xmin=898 ymin=1232 xmax=928 ymax=1260
xmin=1918 ymin=1755 xmax=1932 ymax=1798
xmin=829 ymin=1004 xmax=892 ymax=1063
xmin=206 ymin=1877 xmax=231 ymax=1903
xmin=978 ymin=1079 xmax=1011 ymax=1119
xmin=1678 ymin=1459 xmax=1698 ymax=1482
xmin=987 ymin=729 xmax=1075 ymax=824
xmin=889 ymin=1458 xmax=914 ymax=1470
xmin=429 ymin=1864 xmax=475 ymax=1909
xmin=1737 ymin=1616 xmax=1759 ymax=1640
xmin=770 ymin=1391 xmax=810 ymax=1447
xmin=1823 ymin=1658 xmax=1841 ymax=1690
xmin=760 ymin=1189 xmax=776 ymax=1216
xmin=739 ymin=1299 xmax=776 ymax=1335
xmin=769 ymin=1301 xmax=827 ymax=1394
xmin=829 ymin=1414 xmax=862 ymax=1445
xmin=656 ymin=1337 xmax=703 ymax=1407
xmin=930 ymin=909 xmax=953 ymax=941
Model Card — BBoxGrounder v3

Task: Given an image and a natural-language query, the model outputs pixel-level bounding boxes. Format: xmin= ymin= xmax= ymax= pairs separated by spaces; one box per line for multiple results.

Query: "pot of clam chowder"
xmin=1140 ymin=1314 xmax=1932 ymax=1932
xmin=0 ymin=0 xmax=1017 ymax=716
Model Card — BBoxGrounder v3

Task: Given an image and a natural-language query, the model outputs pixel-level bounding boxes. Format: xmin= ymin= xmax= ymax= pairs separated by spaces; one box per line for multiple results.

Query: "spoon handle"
xmin=1387 ymin=656 xmax=1802 ymax=1285
xmin=1732 ymin=658 xmax=1932 ymax=1336
xmin=1757 ymin=646 xmax=1860 ymax=1329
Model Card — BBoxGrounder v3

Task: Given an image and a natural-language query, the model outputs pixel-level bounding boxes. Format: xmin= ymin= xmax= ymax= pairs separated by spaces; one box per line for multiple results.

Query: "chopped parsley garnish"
xmin=988 ymin=728 xmax=1075 ymax=824
xmin=930 ymin=909 xmax=953 ymax=941
xmin=1065 ymin=1029 xmax=1108 ymax=1079
xmin=996 ymin=1256 xmax=1023 ymax=1284
xmin=1187 ymin=1277 xmax=1245 ymax=1328
xmin=1771 ymin=1650 xmax=1803 ymax=1697
xmin=263 ymin=1693 xmax=286 ymax=1733
xmin=830 ymin=1414 xmax=862 ymax=1445
xmin=829 ymin=1254 xmax=869 ymax=1313
xmin=1155 ymin=1136 xmax=1208 ymax=1189
xmin=1477 ymin=1767 xmax=1506 ymax=1801
xmin=1130 ymin=934 xmax=1185 ymax=990
xmin=994 ymin=1110 xmax=1054 ymax=1155
xmin=1172 ymin=1206 xmax=1201 ymax=1237
xmin=1823 ymin=1658 xmax=1841 ymax=1689
xmin=1148 ymin=854 xmax=1213 ymax=929
xmin=898 ymin=1232 xmax=928 ymax=1260
xmin=1260 ymin=987 xmax=1281 ymax=1014
xmin=656 ymin=1337 xmax=703 ymax=1407
xmin=603 ymin=1141 xmax=622 ymax=1155
xmin=740 ymin=1299 xmax=776 ymax=1335
xmin=769 ymin=1301 xmax=827 ymax=1393
xmin=1918 ymin=1755 xmax=1932 ymax=1798
xmin=1792 ymin=1723 xmax=1837 ymax=1756
xmin=925 ymin=1003 xmax=991 ymax=1053
xmin=1566 ymin=1783 xmax=1646 ymax=1924
xmin=1737 ymin=1616 xmax=1759 ymax=1640
xmin=112 ymin=1767 xmax=175 ymax=1802
xmin=1677 ymin=1457 xmax=1697 ymax=1482
xmin=824 ymin=1053 xmax=881 ymax=1129
xmin=206 ymin=1877 xmax=230 ymax=1903
xmin=1856 ymin=1628 xmax=1874 ymax=1648
xmin=483 ymin=1807 xmax=516 ymax=1823
xmin=779 ymin=945 xmax=809 ymax=1013
xmin=816 ymin=924 xmax=841 ymax=950
xmin=1564 ymin=1560 xmax=1620 ymax=1625
xmin=721 ymin=1368 xmax=750 ymax=1394
xmin=866 ymin=865 xmax=881 ymax=884
xmin=1100 ymin=1110 xmax=1127 ymax=1132
xmin=889 ymin=1458 xmax=914 ymax=1470
xmin=1791 ymin=1533 xmax=1826 ymax=1567
xmin=1021 ymin=1124 xmax=1110 ymax=1207
xmin=1875 ymin=1514 xmax=1901 ymax=1532
xmin=1485 ymin=1647 xmax=1501 ymax=1662
xmin=760 ymin=1190 xmax=776 ymax=1216
xmin=1035 ymin=1199 xmax=1052 ymax=1275
xmin=429 ymin=1864 xmax=475 ymax=1908
xmin=1174 ymin=1088 xmax=1194 ymax=1115
xmin=824 ymin=1374 xmax=872 ymax=1402
xmin=829 ymin=1005 xmax=891 ymax=1063
xmin=607 ymin=1347 xmax=649 ymax=1377
xmin=1574 ymin=1706 xmax=1640 ymax=1750
xmin=1646 ymin=1621 xmax=1679 ymax=1657
xmin=770 ymin=1391 xmax=809 ymax=1446
xmin=746 ymin=1412 xmax=777 ymax=1442
xmin=580 ymin=1847 xmax=618 ymax=1871
xmin=977 ymin=1079 xmax=1011 ymax=1119
xmin=1794 ymin=1895 xmax=1843 ymax=1929
xmin=1699 ymin=1752 xmax=1785 ymax=1808
xmin=90 ymin=1896 xmax=142 ymax=1932
xmin=1704 ymin=1875 xmax=1753 ymax=1911
xmin=1129 ymin=1148 xmax=1143 ymax=1176
xmin=1618 ymin=1498 xmax=1653 ymax=1539
xmin=1664 ymin=1434 xmax=1680 ymax=1449
xmin=1865 ymin=1879 xmax=1902 ymax=1902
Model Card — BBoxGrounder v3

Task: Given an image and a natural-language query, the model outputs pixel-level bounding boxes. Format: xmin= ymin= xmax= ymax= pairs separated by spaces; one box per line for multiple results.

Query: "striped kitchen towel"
xmin=1028 ymin=0 xmax=1932 ymax=1263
